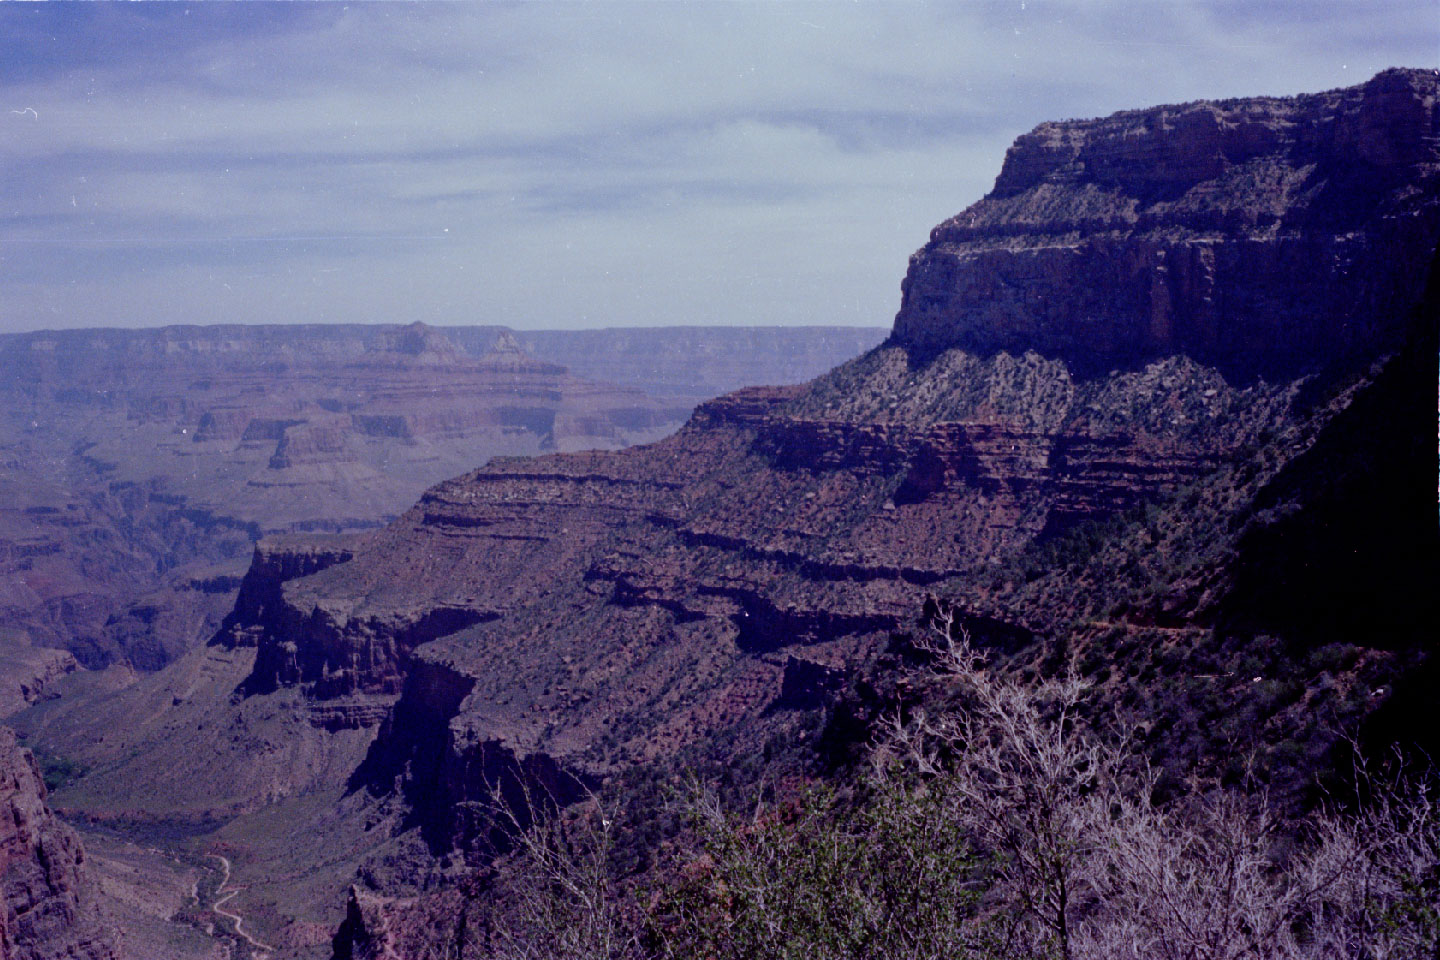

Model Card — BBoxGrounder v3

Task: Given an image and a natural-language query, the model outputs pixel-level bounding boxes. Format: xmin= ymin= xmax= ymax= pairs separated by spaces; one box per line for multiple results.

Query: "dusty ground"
xmin=83 ymin=830 xmax=225 ymax=960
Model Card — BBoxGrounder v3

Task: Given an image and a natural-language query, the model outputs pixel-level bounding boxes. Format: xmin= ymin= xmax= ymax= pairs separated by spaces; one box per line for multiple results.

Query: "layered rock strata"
xmin=214 ymin=535 xmax=360 ymax=652
xmin=28 ymin=69 xmax=1437 ymax=946
xmin=893 ymin=67 xmax=1439 ymax=379
xmin=209 ymin=72 xmax=1440 ymax=874
xmin=0 ymin=322 xmax=885 ymax=678
xmin=0 ymin=323 xmax=695 ymax=671
xmin=0 ymin=728 xmax=120 ymax=960
xmin=228 ymin=361 xmax=1295 ymax=859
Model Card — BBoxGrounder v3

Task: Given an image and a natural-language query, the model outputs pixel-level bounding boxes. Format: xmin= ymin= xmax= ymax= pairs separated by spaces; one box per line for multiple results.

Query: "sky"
xmin=1 ymin=2 xmax=1434 ymax=335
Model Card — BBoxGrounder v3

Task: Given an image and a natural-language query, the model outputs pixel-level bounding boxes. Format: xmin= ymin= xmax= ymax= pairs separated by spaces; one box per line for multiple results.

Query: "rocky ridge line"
xmin=24 ymin=70 xmax=1438 ymax=947
xmin=893 ymin=67 xmax=1439 ymax=378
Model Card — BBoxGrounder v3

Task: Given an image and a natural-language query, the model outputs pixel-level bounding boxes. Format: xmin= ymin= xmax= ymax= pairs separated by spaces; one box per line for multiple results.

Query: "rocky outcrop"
xmin=293 ymin=69 xmax=1440 ymax=866
xmin=893 ymin=68 xmax=1439 ymax=379
xmin=24 ymin=70 xmax=1438 ymax=948
xmin=213 ymin=535 xmax=359 ymax=650
xmin=213 ymin=534 xmax=491 ymax=705
xmin=333 ymin=886 xmax=403 ymax=960
xmin=247 ymin=603 xmax=497 ymax=699
xmin=245 ymin=351 xmax=1286 ymax=864
xmin=225 ymin=432 xmax=743 ymax=702
xmin=0 ymin=640 xmax=77 ymax=719
xmin=357 ymin=653 xmax=596 ymax=855
xmin=333 ymin=881 xmax=485 ymax=960
xmin=0 ymin=322 xmax=881 ymax=678
xmin=0 ymin=728 xmax=120 ymax=960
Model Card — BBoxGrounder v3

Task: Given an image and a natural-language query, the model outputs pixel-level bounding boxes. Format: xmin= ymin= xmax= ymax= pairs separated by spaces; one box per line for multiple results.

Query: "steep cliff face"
xmin=235 ymin=356 xmax=1287 ymax=707
xmin=24 ymin=70 xmax=1437 ymax=948
xmin=893 ymin=68 xmax=1439 ymax=378
xmin=215 ymin=535 xmax=360 ymax=650
xmin=0 ymin=638 xmax=77 ymax=719
xmin=310 ymin=360 xmax=1287 ymax=857
xmin=0 ymin=728 xmax=120 ymax=960
xmin=197 ymin=73 xmax=1438 ymax=882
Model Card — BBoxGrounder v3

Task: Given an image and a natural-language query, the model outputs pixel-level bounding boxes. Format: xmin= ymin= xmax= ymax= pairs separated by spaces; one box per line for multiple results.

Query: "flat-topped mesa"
xmin=893 ymin=67 xmax=1440 ymax=379
xmin=211 ymin=534 xmax=359 ymax=650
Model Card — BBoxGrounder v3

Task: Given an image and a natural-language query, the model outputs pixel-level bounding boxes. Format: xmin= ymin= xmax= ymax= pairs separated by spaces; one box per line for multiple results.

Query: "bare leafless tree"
xmin=1077 ymin=779 xmax=1311 ymax=960
xmin=883 ymin=612 xmax=1439 ymax=960
xmin=1297 ymin=754 xmax=1440 ymax=960
xmin=880 ymin=611 xmax=1125 ymax=959
xmin=474 ymin=612 xmax=1436 ymax=960
xmin=483 ymin=782 xmax=641 ymax=960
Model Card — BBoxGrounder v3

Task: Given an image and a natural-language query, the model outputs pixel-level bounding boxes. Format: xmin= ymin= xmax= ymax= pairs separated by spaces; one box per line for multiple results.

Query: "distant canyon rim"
xmin=1 ymin=67 xmax=1435 ymax=960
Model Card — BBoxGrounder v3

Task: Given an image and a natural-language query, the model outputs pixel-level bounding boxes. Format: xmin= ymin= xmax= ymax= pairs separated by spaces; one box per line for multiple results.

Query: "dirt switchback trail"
xmin=209 ymin=854 xmax=275 ymax=959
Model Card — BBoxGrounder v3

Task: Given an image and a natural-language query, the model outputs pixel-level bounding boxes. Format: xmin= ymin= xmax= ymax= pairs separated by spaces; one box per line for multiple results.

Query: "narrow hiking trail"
xmin=209 ymin=854 xmax=275 ymax=958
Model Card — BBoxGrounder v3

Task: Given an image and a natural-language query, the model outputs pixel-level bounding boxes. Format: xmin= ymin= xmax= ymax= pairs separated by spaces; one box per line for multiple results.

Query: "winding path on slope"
xmin=209 ymin=854 xmax=275 ymax=958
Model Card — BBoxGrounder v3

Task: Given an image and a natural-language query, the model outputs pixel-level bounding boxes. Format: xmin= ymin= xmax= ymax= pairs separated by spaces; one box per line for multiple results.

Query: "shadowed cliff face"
xmin=0 ymin=728 xmax=120 ymax=960
xmin=24 ymin=71 xmax=1438 ymax=945
xmin=193 ymin=71 xmax=1440 ymax=874
xmin=893 ymin=68 xmax=1439 ymax=379
xmin=1219 ymin=246 xmax=1440 ymax=653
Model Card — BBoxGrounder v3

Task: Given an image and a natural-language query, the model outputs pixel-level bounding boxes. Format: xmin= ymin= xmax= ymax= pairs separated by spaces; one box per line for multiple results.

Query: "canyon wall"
xmin=20 ymin=69 xmax=1437 ymax=946
xmin=892 ymin=67 xmax=1439 ymax=379
xmin=0 ymin=728 xmax=119 ymax=960
xmin=225 ymin=354 xmax=1300 ymax=863
xmin=3 ymin=323 xmax=883 ymax=674
xmin=291 ymin=69 xmax=1435 ymax=867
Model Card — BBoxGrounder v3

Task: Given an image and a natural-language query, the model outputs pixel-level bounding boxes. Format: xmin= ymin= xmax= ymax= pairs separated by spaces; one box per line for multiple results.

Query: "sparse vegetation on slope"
xmin=424 ymin=621 xmax=1437 ymax=960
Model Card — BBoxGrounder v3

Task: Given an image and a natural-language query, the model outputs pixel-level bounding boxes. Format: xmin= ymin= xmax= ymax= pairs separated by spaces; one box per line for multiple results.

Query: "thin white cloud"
xmin=1 ymin=1 xmax=1434 ymax=333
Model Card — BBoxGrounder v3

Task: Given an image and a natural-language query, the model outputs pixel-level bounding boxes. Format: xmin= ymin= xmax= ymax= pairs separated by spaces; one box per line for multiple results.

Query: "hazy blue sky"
xmin=2 ymin=2 xmax=1434 ymax=334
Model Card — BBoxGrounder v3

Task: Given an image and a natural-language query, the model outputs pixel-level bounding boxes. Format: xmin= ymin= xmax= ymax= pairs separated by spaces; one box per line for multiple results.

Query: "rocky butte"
xmin=15 ymin=69 xmax=1437 ymax=952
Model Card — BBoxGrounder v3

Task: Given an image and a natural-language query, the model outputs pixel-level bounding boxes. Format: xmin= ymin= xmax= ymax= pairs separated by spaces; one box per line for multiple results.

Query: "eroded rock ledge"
xmin=209 ymin=71 xmax=1439 ymax=878
xmin=893 ymin=67 xmax=1439 ymax=378
xmin=0 ymin=728 xmax=120 ymax=960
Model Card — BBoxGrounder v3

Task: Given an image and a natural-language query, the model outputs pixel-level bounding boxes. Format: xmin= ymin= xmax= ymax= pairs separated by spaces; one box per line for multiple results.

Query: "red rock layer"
xmin=210 ymin=71 xmax=1440 ymax=868
xmin=893 ymin=67 xmax=1439 ymax=379
xmin=225 ymin=356 xmax=1286 ymax=859
xmin=0 ymin=728 xmax=119 ymax=960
